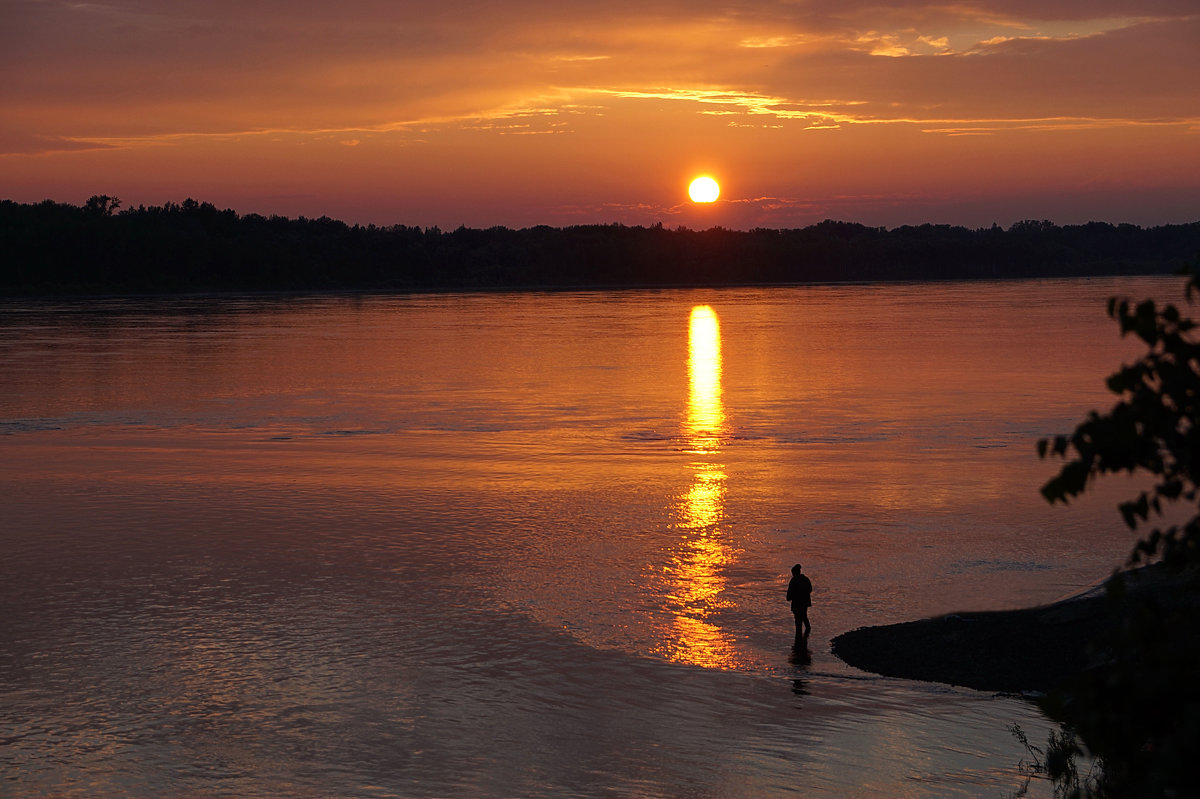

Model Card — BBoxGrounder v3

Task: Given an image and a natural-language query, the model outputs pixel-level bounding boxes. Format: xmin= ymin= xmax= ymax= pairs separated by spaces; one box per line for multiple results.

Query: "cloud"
xmin=0 ymin=132 xmax=118 ymax=157
xmin=3 ymin=1 xmax=1195 ymax=144
xmin=757 ymin=17 xmax=1200 ymax=124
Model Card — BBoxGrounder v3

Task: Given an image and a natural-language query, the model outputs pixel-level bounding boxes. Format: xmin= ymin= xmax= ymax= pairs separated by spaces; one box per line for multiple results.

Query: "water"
xmin=1 ymin=277 xmax=1185 ymax=797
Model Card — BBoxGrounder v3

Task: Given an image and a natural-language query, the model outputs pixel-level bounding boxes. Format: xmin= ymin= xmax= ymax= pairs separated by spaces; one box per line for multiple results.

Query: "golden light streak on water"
xmin=679 ymin=465 xmax=725 ymax=530
xmin=684 ymin=305 xmax=725 ymax=453
xmin=659 ymin=305 xmax=742 ymax=669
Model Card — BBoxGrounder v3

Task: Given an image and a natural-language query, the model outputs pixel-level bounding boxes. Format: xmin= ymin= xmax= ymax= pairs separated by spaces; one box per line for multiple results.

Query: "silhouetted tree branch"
xmin=1037 ymin=265 xmax=1200 ymax=798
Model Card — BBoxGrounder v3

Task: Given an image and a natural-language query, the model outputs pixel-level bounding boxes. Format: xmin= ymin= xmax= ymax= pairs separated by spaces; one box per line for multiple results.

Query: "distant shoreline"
xmin=2 ymin=273 xmax=1186 ymax=306
xmin=831 ymin=564 xmax=1190 ymax=695
xmin=4 ymin=198 xmax=1197 ymax=297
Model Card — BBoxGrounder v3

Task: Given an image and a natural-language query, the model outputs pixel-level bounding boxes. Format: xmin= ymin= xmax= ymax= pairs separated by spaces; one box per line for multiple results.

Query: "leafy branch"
xmin=1039 ymin=269 xmax=1200 ymax=570
xmin=1034 ymin=265 xmax=1200 ymax=798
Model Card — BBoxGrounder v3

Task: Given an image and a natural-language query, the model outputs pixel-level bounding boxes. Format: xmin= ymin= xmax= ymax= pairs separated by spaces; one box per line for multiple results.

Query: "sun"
xmin=688 ymin=176 xmax=720 ymax=203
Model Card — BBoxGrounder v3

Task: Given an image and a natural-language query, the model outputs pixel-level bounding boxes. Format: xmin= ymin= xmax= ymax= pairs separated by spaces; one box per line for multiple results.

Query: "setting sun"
xmin=688 ymin=177 xmax=720 ymax=204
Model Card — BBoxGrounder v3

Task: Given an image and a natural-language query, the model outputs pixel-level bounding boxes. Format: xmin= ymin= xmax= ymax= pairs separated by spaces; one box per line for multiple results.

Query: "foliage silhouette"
xmin=2 ymin=197 xmax=1199 ymax=295
xmin=1010 ymin=722 xmax=1097 ymax=799
xmin=1037 ymin=265 xmax=1200 ymax=798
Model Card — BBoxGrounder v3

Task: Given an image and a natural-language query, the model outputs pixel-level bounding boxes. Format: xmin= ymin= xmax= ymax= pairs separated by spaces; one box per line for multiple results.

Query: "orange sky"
xmin=2 ymin=0 xmax=1198 ymax=229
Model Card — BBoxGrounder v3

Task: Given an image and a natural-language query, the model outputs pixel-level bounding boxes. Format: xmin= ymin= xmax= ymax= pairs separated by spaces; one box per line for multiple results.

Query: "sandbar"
xmin=831 ymin=564 xmax=1192 ymax=694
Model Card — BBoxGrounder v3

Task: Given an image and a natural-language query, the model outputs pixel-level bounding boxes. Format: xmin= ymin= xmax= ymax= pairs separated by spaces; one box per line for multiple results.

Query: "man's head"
xmin=792 ymin=563 xmax=803 ymax=575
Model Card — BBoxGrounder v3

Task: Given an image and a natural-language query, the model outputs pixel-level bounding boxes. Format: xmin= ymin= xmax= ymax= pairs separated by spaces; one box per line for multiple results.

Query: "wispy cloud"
xmin=0 ymin=133 xmax=119 ymax=157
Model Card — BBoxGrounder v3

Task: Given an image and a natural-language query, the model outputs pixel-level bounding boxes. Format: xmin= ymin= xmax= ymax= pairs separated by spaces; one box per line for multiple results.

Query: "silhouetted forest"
xmin=3 ymin=196 xmax=1198 ymax=295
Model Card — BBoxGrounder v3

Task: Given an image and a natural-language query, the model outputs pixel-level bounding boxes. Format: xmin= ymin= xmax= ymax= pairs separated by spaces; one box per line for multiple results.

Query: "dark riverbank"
xmin=4 ymin=197 xmax=1199 ymax=296
xmin=832 ymin=565 xmax=1196 ymax=694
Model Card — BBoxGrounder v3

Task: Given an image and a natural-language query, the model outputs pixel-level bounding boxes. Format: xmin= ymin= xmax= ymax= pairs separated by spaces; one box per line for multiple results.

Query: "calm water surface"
xmin=0 ymin=278 xmax=1182 ymax=797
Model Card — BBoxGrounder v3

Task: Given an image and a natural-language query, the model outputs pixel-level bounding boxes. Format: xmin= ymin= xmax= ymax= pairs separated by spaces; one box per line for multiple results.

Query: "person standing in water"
xmin=787 ymin=563 xmax=813 ymax=639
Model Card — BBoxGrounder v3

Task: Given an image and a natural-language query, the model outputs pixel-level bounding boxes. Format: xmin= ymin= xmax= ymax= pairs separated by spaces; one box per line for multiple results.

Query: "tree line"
xmin=2 ymin=196 xmax=1198 ymax=295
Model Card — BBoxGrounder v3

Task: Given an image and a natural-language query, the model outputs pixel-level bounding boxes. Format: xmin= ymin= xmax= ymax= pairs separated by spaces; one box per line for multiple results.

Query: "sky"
xmin=2 ymin=0 xmax=1198 ymax=230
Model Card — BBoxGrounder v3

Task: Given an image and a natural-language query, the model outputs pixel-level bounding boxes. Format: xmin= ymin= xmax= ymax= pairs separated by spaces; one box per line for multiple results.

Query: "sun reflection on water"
xmin=684 ymin=305 xmax=724 ymax=454
xmin=658 ymin=305 xmax=742 ymax=669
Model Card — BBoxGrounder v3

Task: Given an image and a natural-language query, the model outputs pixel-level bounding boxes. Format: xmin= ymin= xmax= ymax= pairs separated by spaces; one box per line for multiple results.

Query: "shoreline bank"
xmin=831 ymin=564 xmax=1191 ymax=694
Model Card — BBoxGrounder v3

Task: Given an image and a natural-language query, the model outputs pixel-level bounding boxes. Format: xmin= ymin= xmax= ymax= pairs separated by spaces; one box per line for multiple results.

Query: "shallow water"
xmin=0 ymin=277 xmax=1182 ymax=797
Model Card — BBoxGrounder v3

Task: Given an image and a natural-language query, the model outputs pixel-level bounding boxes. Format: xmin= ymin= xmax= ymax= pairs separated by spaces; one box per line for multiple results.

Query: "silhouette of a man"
xmin=787 ymin=563 xmax=813 ymax=638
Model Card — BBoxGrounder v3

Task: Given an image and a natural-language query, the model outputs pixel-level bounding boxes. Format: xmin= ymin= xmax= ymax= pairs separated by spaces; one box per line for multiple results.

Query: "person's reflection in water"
xmin=786 ymin=563 xmax=813 ymax=640
xmin=789 ymin=639 xmax=811 ymax=696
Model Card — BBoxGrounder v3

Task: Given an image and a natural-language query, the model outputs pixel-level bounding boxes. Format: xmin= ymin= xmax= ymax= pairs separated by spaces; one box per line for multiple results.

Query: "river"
xmin=0 ymin=277 xmax=1183 ymax=797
